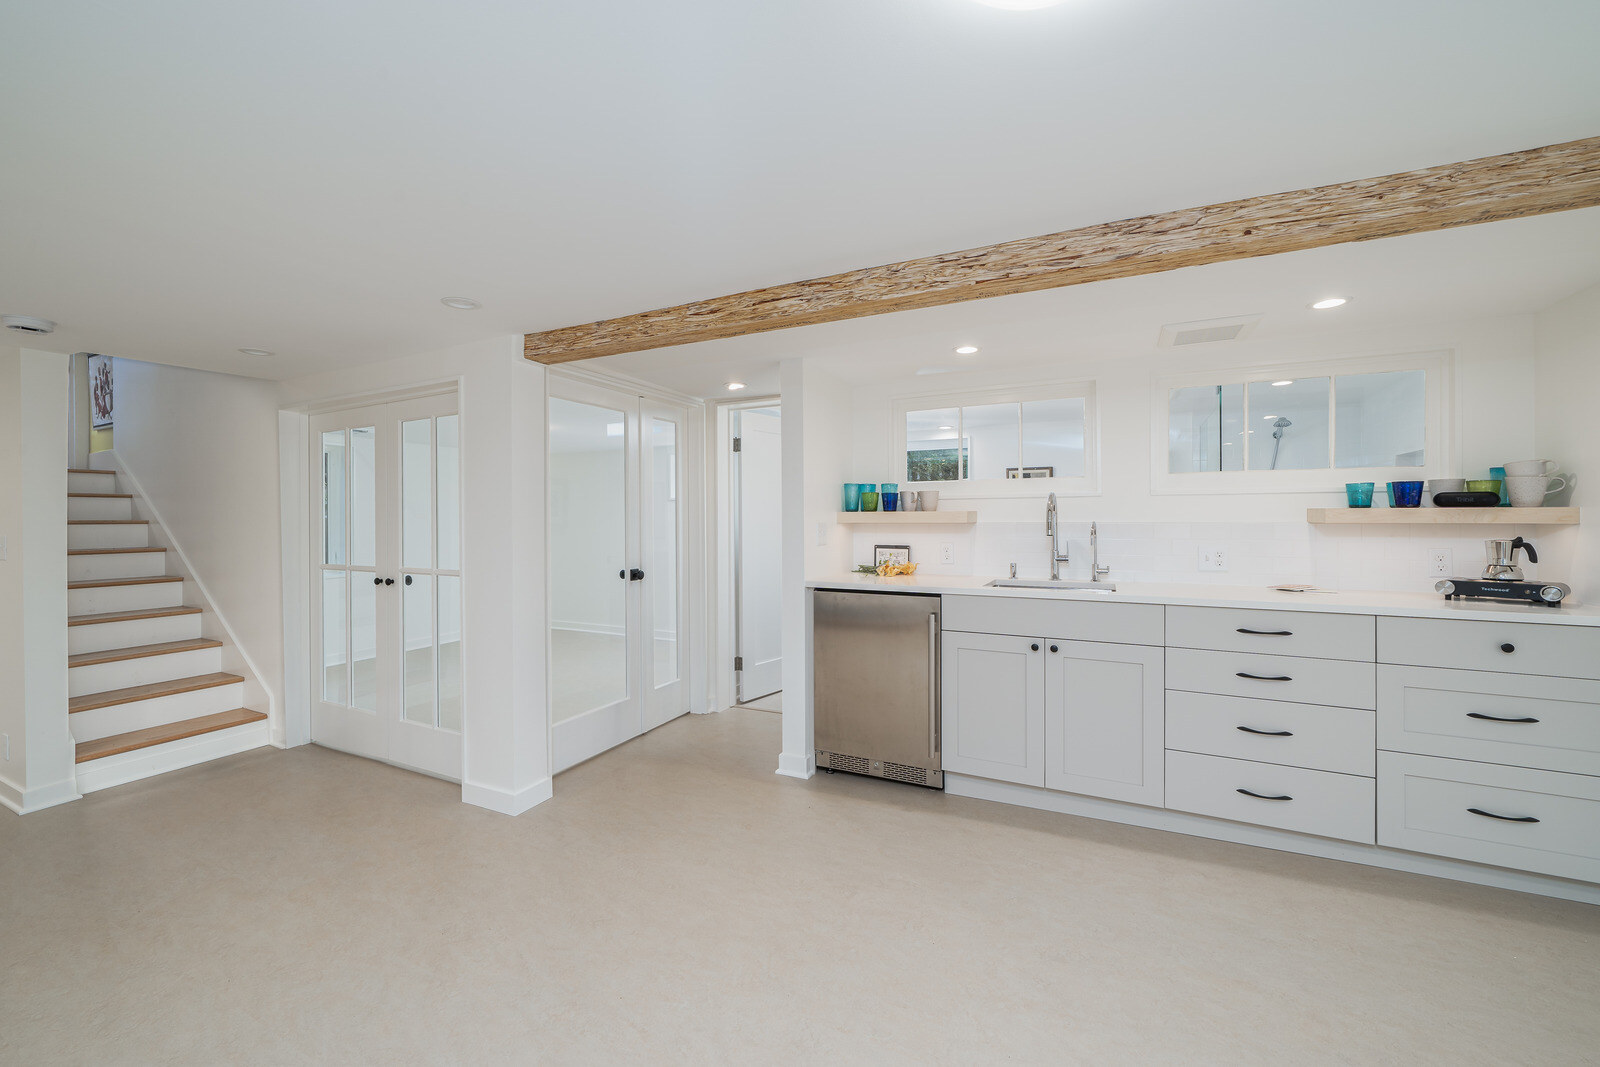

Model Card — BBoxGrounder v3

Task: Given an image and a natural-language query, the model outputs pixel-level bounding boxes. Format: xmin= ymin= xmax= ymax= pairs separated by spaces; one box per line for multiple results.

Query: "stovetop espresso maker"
xmin=1435 ymin=535 xmax=1571 ymax=606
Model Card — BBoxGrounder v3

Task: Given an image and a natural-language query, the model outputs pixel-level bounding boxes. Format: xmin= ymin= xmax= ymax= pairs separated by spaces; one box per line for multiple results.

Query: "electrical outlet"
xmin=940 ymin=542 xmax=954 ymax=565
xmin=815 ymin=521 xmax=828 ymax=547
xmin=1197 ymin=546 xmax=1229 ymax=572
xmin=1430 ymin=549 xmax=1453 ymax=576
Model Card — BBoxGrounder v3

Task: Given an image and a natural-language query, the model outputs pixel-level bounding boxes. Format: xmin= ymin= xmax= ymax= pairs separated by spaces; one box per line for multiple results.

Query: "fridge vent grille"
xmin=881 ymin=761 xmax=928 ymax=785
xmin=829 ymin=752 xmax=870 ymax=775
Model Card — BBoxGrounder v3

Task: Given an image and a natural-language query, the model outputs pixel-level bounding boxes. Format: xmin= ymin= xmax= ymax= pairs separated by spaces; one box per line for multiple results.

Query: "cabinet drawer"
xmin=1378 ymin=617 xmax=1600 ymax=679
xmin=1377 ymin=752 xmax=1600 ymax=884
xmin=1378 ymin=665 xmax=1600 ymax=776
xmin=943 ymin=595 xmax=1163 ymax=646
xmin=1166 ymin=607 xmax=1373 ymax=661
xmin=1165 ymin=750 xmax=1375 ymax=843
xmin=1166 ymin=648 xmax=1375 ymax=709
xmin=1166 ymin=691 xmax=1374 ymax=776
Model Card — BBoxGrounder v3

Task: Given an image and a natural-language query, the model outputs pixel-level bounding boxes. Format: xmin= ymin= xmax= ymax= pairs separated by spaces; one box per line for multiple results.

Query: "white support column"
xmin=777 ymin=358 xmax=814 ymax=779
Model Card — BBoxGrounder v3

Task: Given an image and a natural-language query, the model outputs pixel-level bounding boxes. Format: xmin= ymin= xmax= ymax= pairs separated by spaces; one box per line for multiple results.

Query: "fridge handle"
xmin=929 ymin=613 xmax=940 ymax=761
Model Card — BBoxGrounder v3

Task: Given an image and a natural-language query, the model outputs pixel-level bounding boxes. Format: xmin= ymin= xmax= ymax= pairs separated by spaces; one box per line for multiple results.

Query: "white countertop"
xmin=806 ymin=574 xmax=1600 ymax=626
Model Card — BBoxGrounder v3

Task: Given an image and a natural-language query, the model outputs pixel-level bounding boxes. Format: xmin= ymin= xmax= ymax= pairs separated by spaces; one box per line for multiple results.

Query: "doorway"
xmin=309 ymin=393 xmax=463 ymax=780
xmin=548 ymin=377 xmax=690 ymax=772
xmin=733 ymin=406 xmax=783 ymax=705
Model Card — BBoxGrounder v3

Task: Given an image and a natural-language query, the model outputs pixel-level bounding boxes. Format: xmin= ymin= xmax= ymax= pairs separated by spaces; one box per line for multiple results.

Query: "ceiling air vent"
xmin=1158 ymin=315 xmax=1261 ymax=348
xmin=2 ymin=314 xmax=56 ymax=335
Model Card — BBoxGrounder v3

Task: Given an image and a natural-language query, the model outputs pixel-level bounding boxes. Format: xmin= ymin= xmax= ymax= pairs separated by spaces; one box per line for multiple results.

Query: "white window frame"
xmin=1150 ymin=349 xmax=1454 ymax=496
xmin=892 ymin=379 xmax=1099 ymax=499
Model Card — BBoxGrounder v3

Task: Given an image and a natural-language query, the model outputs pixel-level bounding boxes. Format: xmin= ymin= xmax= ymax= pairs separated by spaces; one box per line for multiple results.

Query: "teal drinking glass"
xmin=1346 ymin=482 xmax=1375 ymax=508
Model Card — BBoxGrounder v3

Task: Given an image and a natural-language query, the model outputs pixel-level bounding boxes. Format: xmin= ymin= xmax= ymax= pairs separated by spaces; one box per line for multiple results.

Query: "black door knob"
xmin=629 ymin=568 xmax=645 ymax=581
xmin=1500 ymin=643 xmax=1515 ymax=654
xmin=373 ymin=577 xmax=382 ymax=586
xmin=404 ymin=575 xmax=413 ymax=586
xmin=619 ymin=569 xmax=626 ymax=580
xmin=384 ymin=578 xmax=395 ymax=586
xmin=1049 ymin=644 xmax=1059 ymax=653
xmin=1030 ymin=643 xmax=1040 ymax=652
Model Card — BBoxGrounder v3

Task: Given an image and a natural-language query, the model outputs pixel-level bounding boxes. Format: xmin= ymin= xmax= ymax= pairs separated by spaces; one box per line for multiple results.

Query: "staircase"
xmin=67 ymin=467 xmax=268 ymax=790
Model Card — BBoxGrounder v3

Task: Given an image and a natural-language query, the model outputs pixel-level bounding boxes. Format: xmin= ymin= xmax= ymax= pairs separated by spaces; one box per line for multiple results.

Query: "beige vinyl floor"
xmin=4 ymin=707 xmax=1599 ymax=1065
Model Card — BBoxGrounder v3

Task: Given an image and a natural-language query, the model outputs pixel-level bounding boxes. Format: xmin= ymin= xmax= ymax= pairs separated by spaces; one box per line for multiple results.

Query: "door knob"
xmin=383 ymin=578 xmax=395 ymax=586
xmin=373 ymin=577 xmax=382 ymax=586
xmin=404 ymin=575 xmax=413 ymax=586
xmin=629 ymin=568 xmax=645 ymax=581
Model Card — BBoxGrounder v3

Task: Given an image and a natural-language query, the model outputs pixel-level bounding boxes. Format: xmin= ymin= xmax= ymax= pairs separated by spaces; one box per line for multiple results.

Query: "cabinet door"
xmin=941 ymin=631 xmax=1045 ymax=786
xmin=1046 ymin=640 xmax=1164 ymax=806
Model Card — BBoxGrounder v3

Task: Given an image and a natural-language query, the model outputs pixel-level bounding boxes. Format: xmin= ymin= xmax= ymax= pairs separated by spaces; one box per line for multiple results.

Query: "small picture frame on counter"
xmin=1005 ymin=466 xmax=1053 ymax=479
xmin=874 ymin=545 xmax=911 ymax=568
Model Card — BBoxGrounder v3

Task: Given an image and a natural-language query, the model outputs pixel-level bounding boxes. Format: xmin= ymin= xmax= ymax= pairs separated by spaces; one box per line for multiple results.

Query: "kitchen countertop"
xmin=806 ymin=574 xmax=1600 ymax=626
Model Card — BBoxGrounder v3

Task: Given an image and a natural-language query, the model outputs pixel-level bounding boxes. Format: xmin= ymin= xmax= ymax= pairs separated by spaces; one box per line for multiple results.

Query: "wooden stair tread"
xmin=68 ymin=606 xmax=201 ymax=627
xmin=68 ymin=492 xmax=133 ymax=499
xmin=68 ymin=467 xmax=113 ymax=475
xmin=69 ymin=638 xmax=222 ymax=668
xmin=70 ymin=672 xmax=243 ymax=713
xmin=68 ymin=547 xmax=166 ymax=555
xmin=75 ymin=709 xmax=267 ymax=763
xmin=68 ymin=576 xmax=181 ymax=590
xmin=68 ymin=519 xmax=149 ymax=525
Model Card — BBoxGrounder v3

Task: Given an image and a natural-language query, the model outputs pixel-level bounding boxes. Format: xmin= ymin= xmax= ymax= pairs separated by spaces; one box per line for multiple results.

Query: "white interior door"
xmin=549 ymin=381 xmax=689 ymax=771
xmin=735 ymin=407 xmax=783 ymax=701
xmin=310 ymin=394 xmax=462 ymax=781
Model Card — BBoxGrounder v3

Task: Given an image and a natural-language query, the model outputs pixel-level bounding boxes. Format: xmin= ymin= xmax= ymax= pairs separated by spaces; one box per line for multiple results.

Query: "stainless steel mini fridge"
xmin=812 ymin=589 xmax=942 ymax=789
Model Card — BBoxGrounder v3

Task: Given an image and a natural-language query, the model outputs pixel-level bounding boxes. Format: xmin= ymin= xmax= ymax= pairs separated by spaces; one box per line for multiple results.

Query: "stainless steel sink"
xmin=988 ymin=578 xmax=1118 ymax=592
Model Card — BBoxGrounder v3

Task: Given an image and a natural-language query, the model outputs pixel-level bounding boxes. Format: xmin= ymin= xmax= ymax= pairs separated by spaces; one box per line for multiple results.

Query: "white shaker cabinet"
xmin=941 ymin=631 xmax=1046 ymax=786
xmin=1044 ymin=640 xmax=1164 ymax=806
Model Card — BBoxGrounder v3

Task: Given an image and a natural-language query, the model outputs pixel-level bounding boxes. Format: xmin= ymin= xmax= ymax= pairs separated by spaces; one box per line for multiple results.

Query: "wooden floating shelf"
xmin=837 ymin=510 xmax=978 ymax=526
xmin=1306 ymin=507 xmax=1579 ymax=526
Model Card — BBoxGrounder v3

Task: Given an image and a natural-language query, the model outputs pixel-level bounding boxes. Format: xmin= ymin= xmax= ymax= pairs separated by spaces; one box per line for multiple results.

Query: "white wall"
xmin=1535 ymin=280 xmax=1600 ymax=600
xmin=279 ymin=335 xmax=551 ymax=815
xmin=0 ymin=347 xmax=76 ymax=814
xmin=835 ymin=313 xmax=1546 ymax=591
xmin=110 ymin=358 xmax=287 ymax=720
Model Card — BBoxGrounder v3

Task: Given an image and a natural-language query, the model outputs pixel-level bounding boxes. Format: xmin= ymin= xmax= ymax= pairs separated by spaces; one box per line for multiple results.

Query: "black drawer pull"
xmin=1468 ymin=807 xmax=1539 ymax=824
xmin=1236 ymin=672 xmax=1293 ymax=682
xmin=1237 ymin=788 xmax=1292 ymax=801
xmin=1467 ymin=712 xmax=1541 ymax=724
xmin=1500 ymin=643 xmax=1515 ymax=654
xmin=1236 ymin=726 xmax=1294 ymax=737
xmin=1236 ymin=628 xmax=1293 ymax=636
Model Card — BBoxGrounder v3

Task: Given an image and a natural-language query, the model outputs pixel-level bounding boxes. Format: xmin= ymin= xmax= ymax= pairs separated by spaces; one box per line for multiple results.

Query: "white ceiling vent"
xmin=1158 ymin=314 xmax=1261 ymax=348
xmin=3 ymin=314 xmax=56 ymax=335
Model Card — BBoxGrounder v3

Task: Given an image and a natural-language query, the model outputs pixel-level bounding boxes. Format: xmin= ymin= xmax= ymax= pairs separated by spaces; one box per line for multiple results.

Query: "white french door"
xmin=310 ymin=393 xmax=463 ymax=781
xmin=549 ymin=378 xmax=689 ymax=772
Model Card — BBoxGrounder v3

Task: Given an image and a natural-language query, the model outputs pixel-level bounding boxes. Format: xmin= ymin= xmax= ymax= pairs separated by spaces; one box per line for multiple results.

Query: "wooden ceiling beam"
xmin=524 ymin=136 xmax=1600 ymax=365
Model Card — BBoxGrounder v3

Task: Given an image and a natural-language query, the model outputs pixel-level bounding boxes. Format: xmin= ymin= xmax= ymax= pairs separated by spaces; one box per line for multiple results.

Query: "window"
xmin=1154 ymin=353 xmax=1449 ymax=494
xmin=896 ymin=382 xmax=1096 ymax=493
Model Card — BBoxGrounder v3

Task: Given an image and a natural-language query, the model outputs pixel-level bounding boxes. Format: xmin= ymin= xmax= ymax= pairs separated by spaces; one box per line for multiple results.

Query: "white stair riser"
xmin=69 ymin=613 xmax=203 ymax=655
xmin=71 ymin=683 xmax=244 ymax=743
xmin=75 ymin=719 xmax=269 ymax=795
xmin=69 ymin=647 xmax=222 ymax=698
xmin=68 ymin=496 xmax=134 ymax=521
xmin=68 ymin=523 xmax=149 ymax=550
xmin=69 ymin=581 xmax=184 ymax=616
xmin=67 ymin=552 xmax=167 ymax=582
xmin=68 ymin=472 xmax=118 ymax=493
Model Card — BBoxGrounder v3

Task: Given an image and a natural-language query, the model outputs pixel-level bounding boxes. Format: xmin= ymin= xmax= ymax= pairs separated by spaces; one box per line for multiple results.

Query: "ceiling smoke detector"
xmin=3 ymin=314 xmax=56 ymax=335
xmin=1157 ymin=315 xmax=1262 ymax=348
xmin=440 ymin=297 xmax=481 ymax=310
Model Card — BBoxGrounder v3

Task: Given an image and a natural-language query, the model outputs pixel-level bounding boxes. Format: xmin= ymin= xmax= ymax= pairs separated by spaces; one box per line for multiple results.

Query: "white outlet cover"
xmin=940 ymin=542 xmax=954 ymax=565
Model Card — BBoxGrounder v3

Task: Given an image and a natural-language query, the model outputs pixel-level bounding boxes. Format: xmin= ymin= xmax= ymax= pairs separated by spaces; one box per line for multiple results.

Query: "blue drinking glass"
xmin=1391 ymin=480 xmax=1424 ymax=508
xmin=1346 ymin=482 xmax=1374 ymax=508
xmin=842 ymin=483 xmax=862 ymax=512
xmin=881 ymin=491 xmax=898 ymax=511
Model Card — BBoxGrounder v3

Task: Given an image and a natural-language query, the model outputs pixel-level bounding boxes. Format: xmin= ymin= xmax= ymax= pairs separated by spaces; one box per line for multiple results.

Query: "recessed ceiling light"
xmin=1311 ymin=297 xmax=1347 ymax=310
xmin=238 ymin=348 xmax=273 ymax=357
xmin=1272 ymin=380 xmax=1294 ymax=387
xmin=440 ymin=297 xmax=481 ymax=310
xmin=954 ymin=345 xmax=979 ymax=355
xmin=725 ymin=381 xmax=747 ymax=391
xmin=1261 ymin=414 xmax=1280 ymax=421
xmin=938 ymin=425 xmax=954 ymax=431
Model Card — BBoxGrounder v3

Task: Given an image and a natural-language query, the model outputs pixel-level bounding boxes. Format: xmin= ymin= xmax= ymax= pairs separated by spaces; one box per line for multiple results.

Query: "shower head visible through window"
xmin=1269 ymin=417 xmax=1292 ymax=470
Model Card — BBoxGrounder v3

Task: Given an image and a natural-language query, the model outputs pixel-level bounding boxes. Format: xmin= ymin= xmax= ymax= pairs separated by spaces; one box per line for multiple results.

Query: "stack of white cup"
xmin=1503 ymin=459 xmax=1566 ymax=507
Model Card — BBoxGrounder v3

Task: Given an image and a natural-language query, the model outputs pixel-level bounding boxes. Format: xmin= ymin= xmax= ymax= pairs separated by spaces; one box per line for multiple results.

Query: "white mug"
xmin=1503 ymin=459 xmax=1559 ymax=478
xmin=918 ymin=490 xmax=940 ymax=512
xmin=1505 ymin=474 xmax=1567 ymax=507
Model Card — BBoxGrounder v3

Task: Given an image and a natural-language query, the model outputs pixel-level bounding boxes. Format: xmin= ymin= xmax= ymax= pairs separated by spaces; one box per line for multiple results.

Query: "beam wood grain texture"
xmin=523 ymin=136 xmax=1600 ymax=364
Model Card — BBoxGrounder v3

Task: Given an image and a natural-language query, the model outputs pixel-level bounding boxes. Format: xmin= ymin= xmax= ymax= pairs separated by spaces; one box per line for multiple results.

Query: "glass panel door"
xmin=310 ymin=394 xmax=462 ymax=781
xmin=641 ymin=402 xmax=687 ymax=732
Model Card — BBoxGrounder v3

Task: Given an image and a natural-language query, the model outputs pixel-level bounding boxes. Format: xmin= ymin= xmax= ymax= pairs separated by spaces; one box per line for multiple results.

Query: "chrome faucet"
xmin=1091 ymin=522 xmax=1110 ymax=583
xmin=1046 ymin=493 xmax=1070 ymax=581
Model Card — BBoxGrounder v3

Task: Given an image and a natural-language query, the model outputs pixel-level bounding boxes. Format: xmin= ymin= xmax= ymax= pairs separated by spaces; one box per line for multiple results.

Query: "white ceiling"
xmin=2 ymin=1 xmax=1598 ymax=381
xmin=591 ymin=206 xmax=1600 ymax=396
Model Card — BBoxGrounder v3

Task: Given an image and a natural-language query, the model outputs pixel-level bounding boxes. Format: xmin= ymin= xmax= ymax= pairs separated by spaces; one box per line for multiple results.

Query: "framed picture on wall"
xmin=89 ymin=354 xmax=114 ymax=428
xmin=874 ymin=544 xmax=911 ymax=567
xmin=1005 ymin=466 xmax=1053 ymax=479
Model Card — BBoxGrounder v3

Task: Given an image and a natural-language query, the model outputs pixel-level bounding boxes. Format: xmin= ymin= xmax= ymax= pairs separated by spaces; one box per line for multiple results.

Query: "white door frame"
xmin=710 ymin=395 xmax=782 ymax=712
